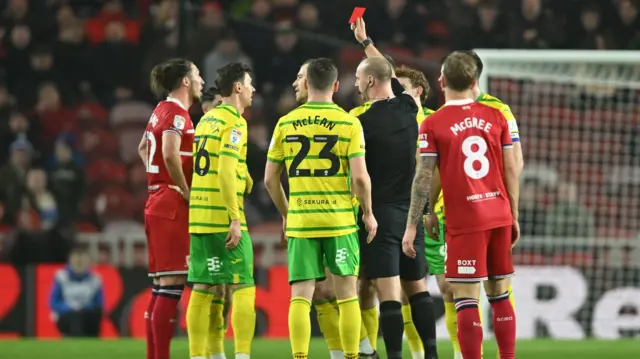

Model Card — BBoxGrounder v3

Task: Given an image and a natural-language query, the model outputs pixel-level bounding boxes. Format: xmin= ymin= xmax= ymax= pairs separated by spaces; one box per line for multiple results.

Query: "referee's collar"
xmin=443 ymin=98 xmax=474 ymax=107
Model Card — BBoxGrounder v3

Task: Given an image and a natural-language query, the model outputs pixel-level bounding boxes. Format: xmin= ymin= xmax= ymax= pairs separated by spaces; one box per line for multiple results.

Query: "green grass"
xmin=1 ymin=338 xmax=638 ymax=358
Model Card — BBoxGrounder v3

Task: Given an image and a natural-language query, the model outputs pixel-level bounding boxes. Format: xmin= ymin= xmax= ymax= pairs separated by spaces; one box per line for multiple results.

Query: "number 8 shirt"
xmin=419 ymin=99 xmax=513 ymax=235
xmin=267 ymin=102 xmax=365 ymax=238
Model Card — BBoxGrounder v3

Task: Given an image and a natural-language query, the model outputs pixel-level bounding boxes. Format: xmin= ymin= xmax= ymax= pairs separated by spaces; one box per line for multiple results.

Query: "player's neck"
xmin=444 ymin=89 xmax=475 ymax=103
xmin=368 ymin=83 xmax=394 ymax=102
xmin=221 ymin=97 xmax=245 ymax=115
xmin=306 ymin=91 xmax=333 ymax=104
xmin=471 ymin=86 xmax=482 ymax=99
xmin=166 ymin=91 xmax=191 ymax=109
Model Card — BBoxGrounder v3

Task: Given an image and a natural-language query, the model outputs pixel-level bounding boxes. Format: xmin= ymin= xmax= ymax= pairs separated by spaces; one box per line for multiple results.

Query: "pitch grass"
xmin=2 ymin=338 xmax=638 ymax=359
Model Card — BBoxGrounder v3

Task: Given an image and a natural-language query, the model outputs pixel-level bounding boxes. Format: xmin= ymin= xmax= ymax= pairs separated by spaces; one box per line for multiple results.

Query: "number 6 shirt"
xmin=419 ymin=98 xmax=513 ymax=235
xmin=267 ymin=101 xmax=365 ymax=238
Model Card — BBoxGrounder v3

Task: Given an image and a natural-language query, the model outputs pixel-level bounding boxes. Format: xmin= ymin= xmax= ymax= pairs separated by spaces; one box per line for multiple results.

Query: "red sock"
xmin=455 ymin=298 xmax=483 ymax=359
xmin=489 ymin=292 xmax=516 ymax=359
xmin=152 ymin=285 xmax=184 ymax=359
xmin=146 ymin=285 xmax=159 ymax=359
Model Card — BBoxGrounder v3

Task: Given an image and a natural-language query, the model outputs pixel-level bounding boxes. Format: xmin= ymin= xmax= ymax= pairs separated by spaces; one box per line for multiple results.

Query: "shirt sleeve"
xmin=500 ymin=104 xmax=520 ymax=142
xmin=267 ymin=122 xmax=284 ymax=163
xmin=163 ymin=108 xmax=189 ymax=137
xmin=500 ymin=111 xmax=514 ymax=150
xmin=348 ymin=119 xmax=366 ymax=159
xmin=419 ymin=116 xmax=437 ymax=157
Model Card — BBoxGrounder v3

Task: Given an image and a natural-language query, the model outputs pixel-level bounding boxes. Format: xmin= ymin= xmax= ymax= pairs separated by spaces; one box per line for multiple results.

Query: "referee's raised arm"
xmin=351 ymin=16 xmax=439 ymax=359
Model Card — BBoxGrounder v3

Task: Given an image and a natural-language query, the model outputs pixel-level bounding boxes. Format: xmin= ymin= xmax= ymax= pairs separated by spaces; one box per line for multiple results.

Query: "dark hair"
xmin=396 ymin=65 xmax=430 ymax=105
xmin=150 ymin=58 xmax=193 ymax=98
xmin=361 ymin=53 xmax=396 ymax=71
xmin=306 ymin=58 xmax=338 ymax=91
xmin=201 ymin=86 xmax=220 ymax=103
xmin=460 ymin=50 xmax=483 ymax=79
xmin=215 ymin=63 xmax=252 ymax=97
xmin=442 ymin=52 xmax=477 ymax=92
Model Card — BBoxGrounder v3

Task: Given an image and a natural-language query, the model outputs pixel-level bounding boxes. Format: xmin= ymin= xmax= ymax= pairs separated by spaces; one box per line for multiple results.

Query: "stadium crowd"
xmin=0 ymin=0 xmax=639 ymax=265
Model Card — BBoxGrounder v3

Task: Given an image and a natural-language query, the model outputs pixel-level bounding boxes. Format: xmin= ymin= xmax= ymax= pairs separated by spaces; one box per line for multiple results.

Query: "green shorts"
xmin=425 ymin=218 xmax=446 ymax=275
xmin=188 ymin=231 xmax=254 ymax=285
xmin=288 ymin=231 xmax=360 ymax=284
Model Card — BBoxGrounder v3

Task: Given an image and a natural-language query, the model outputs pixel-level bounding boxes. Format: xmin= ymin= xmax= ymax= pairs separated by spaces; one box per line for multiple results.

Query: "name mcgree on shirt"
xmin=292 ymin=116 xmax=337 ymax=131
xmin=467 ymin=190 xmax=502 ymax=202
xmin=451 ymin=116 xmax=492 ymax=136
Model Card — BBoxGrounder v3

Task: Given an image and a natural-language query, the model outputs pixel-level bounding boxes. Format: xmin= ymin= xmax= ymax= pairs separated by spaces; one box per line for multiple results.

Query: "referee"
xmin=351 ymin=18 xmax=438 ymax=359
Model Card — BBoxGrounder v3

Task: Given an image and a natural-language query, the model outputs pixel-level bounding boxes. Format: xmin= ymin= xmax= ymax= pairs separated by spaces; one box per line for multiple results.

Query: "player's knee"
xmin=292 ymin=280 xmax=315 ymax=300
xmin=158 ymin=274 xmax=186 ymax=286
xmin=375 ymin=277 xmax=402 ymax=302
xmin=313 ymin=280 xmax=334 ymax=301
xmin=211 ymin=284 xmax=226 ymax=298
xmin=401 ymin=278 xmax=427 ymax=297
xmin=451 ymin=281 xmax=481 ymax=299
xmin=437 ymin=275 xmax=454 ymax=301
xmin=332 ymin=275 xmax=358 ymax=300
xmin=192 ymin=283 xmax=211 ymax=291
xmin=484 ymin=278 xmax=510 ymax=297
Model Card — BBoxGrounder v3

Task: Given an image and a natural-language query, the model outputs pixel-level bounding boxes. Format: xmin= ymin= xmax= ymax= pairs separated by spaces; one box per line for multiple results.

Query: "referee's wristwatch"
xmin=360 ymin=37 xmax=373 ymax=48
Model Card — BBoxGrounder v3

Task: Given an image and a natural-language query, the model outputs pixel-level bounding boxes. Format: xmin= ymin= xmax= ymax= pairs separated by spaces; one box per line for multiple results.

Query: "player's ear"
xmin=182 ymin=76 xmax=190 ymax=88
xmin=302 ymin=77 xmax=309 ymax=91
xmin=416 ymin=86 xmax=423 ymax=98
xmin=333 ymin=80 xmax=340 ymax=94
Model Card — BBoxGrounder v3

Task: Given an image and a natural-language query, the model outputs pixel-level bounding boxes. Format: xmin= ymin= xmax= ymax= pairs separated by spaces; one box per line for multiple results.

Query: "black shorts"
xmin=358 ymin=202 xmax=427 ymax=280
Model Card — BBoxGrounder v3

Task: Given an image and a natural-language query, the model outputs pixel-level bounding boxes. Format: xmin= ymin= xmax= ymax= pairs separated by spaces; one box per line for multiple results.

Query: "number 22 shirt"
xmin=267 ymin=102 xmax=365 ymax=238
xmin=190 ymin=104 xmax=249 ymax=234
xmin=419 ymin=99 xmax=513 ymax=235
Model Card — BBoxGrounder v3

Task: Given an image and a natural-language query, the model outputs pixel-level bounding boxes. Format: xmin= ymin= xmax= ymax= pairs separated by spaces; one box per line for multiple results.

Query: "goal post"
xmin=473 ymin=49 xmax=640 ymax=339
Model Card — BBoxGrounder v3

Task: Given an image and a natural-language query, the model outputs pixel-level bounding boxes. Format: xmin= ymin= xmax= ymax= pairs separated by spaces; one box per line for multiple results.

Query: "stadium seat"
xmin=117 ymin=126 xmax=147 ymax=164
xmin=93 ymin=187 xmax=136 ymax=224
xmin=110 ymin=100 xmax=154 ymax=127
xmin=80 ymin=129 xmax=119 ymax=160
xmin=75 ymin=101 xmax=109 ymax=130
xmin=85 ymin=159 xmax=128 ymax=188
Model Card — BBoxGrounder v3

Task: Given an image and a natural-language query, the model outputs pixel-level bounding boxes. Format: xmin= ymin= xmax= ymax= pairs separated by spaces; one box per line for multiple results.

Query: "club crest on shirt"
xmin=230 ymin=128 xmax=242 ymax=144
xmin=173 ymin=115 xmax=186 ymax=130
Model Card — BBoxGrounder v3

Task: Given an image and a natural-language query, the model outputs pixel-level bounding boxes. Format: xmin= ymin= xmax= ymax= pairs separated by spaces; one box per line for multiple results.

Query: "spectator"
xmin=577 ymin=2 xmax=616 ymax=50
xmin=187 ymin=1 xmax=227 ymax=68
xmin=94 ymin=20 xmax=138 ymax=103
xmin=50 ymin=247 xmax=104 ymax=337
xmin=509 ymin=0 xmax=561 ymax=49
xmin=15 ymin=45 xmax=69 ymax=108
xmin=85 ymin=0 xmax=139 ymax=46
xmin=459 ymin=0 xmax=507 ymax=49
xmin=24 ymin=167 xmax=58 ymax=231
xmin=54 ymin=5 xmax=91 ymax=93
xmin=49 ymin=138 xmax=84 ymax=228
xmin=295 ymin=2 xmax=332 ymax=59
xmin=0 ymin=111 xmax=39 ymax=163
xmin=33 ymin=82 xmax=77 ymax=148
xmin=203 ymin=33 xmax=252 ymax=87
xmin=615 ymin=0 xmax=640 ymax=49
xmin=545 ymin=181 xmax=596 ymax=237
xmin=2 ymin=0 xmax=31 ymax=27
xmin=0 ymin=139 xmax=33 ymax=224
xmin=236 ymin=0 xmax=274 ymax=86
xmin=261 ymin=21 xmax=302 ymax=93
xmin=5 ymin=24 xmax=33 ymax=93
xmin=518 ymin=180 xmax=547 ymax=236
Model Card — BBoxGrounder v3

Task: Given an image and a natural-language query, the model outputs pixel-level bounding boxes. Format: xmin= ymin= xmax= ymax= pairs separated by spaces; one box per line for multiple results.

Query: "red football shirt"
xmin=419 ymin=99 xmax=513 ymax=234
xmin=144 ymin=97 xmax=194 ymax=190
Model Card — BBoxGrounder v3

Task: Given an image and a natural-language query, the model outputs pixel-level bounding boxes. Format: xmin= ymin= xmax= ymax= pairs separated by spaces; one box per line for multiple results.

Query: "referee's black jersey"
xmin=358 ymin=78 xmax=419 ymax=204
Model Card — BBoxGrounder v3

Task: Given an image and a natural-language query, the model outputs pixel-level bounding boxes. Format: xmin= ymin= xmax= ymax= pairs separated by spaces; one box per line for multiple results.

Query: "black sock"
xmin=379 ymin=300 xmax=404 ymax=359
xmin=410 ymin=291 xmax=439 ymax=359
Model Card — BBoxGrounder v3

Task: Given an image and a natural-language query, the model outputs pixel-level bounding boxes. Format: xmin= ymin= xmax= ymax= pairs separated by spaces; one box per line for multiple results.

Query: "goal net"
xmin=474 ymin=49 xmax=640 ymax=339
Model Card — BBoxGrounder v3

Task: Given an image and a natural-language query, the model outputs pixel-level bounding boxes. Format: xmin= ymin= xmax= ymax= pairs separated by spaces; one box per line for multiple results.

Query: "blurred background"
xmin=0 ymin=0 xmax=639 ymax=348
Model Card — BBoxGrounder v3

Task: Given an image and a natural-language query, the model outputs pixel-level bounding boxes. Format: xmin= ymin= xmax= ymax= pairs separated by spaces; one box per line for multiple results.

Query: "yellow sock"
xmin=314 ymin=299 xmax=342 ymax=351
xmin=337 ymin=297 xmax=361 ymax=359
xmin=444 ymin=301 xmax=460 ymax=353
xmin=206 ymin=295 xmax=226 ymax=356
xmin=402 ymin=304 xmax=424 ymax=353
xmin=289 ymin=297 xmax=311 ymax=358
xmin=359 ymin=317 xmax=368 ymax=341
xmin=231 ymin=286 xmax=256 ymax=355
xmin=361 ymin=307 xmax=379 ymax=350
xmin=187 ymin=289 xmax=213 ymax=358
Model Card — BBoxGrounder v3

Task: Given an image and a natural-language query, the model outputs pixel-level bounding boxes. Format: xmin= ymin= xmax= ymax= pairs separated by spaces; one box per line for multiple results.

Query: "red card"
xmin=349 ymin=7 xmax=366 ymax=24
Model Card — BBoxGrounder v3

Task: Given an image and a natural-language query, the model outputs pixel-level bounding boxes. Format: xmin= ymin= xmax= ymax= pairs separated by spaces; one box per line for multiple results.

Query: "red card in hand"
xmin=349 ymin=7 xmax=366 ymax=24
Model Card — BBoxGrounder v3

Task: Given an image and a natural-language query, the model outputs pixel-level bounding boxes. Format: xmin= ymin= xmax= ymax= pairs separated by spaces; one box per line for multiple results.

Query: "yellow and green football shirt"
xmin=348 ymin=101 xmax=371 ymax=117
xmin=433 ymin=93 xmax=520 ymax=223
xmin=267 ymin=101 xmax=366 ymax=238
xmin=189 ymin=104 xmax=249 ymax=233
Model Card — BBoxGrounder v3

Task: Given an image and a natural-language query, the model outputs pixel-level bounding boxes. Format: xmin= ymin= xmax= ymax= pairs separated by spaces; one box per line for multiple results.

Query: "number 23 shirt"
xmin=267 ymin=102 xmax=365 ymax=238
xmin=419 ymin=99 xmax=513 ymax=235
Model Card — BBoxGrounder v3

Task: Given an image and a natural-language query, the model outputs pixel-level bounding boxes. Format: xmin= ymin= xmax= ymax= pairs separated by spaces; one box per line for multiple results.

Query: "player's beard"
xmin=295 ymin=91 xmax=308 ymax=104
xmin=189 ymin=83 xmax=201 ymax=102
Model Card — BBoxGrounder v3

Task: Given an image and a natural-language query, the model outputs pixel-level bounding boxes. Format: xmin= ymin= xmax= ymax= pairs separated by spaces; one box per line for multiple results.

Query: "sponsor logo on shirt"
xmin=230 ymin=128 xmax=242 ymax=144
xmin=419 ymin=133 xmax=428 ymax=149
xmin=173 ymin=115 xmax=186 ymax=130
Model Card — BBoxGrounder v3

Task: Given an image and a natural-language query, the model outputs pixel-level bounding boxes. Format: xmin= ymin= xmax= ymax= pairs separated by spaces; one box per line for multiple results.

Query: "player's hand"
xmin=245 ymin=174 xmax=254 ymax=195
xmin=226 ymin=219 xmax=242 ymax=249
xmin=425 ymin=213 xmax=440 ymax=241
xmin=362 ymin=212 xmax=377 ymax=243
xmin=281 ymin=217 xmax=288 ymax=244
xmin=169 ymin=185 xmax=190 ymax=202
xmin=511 ymin=220 xmax=520 ymax=248
xmin=402 ymin=226 xmax=417 ymax=258
xmin=351 ymin=17 xmax=368 ymax=43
